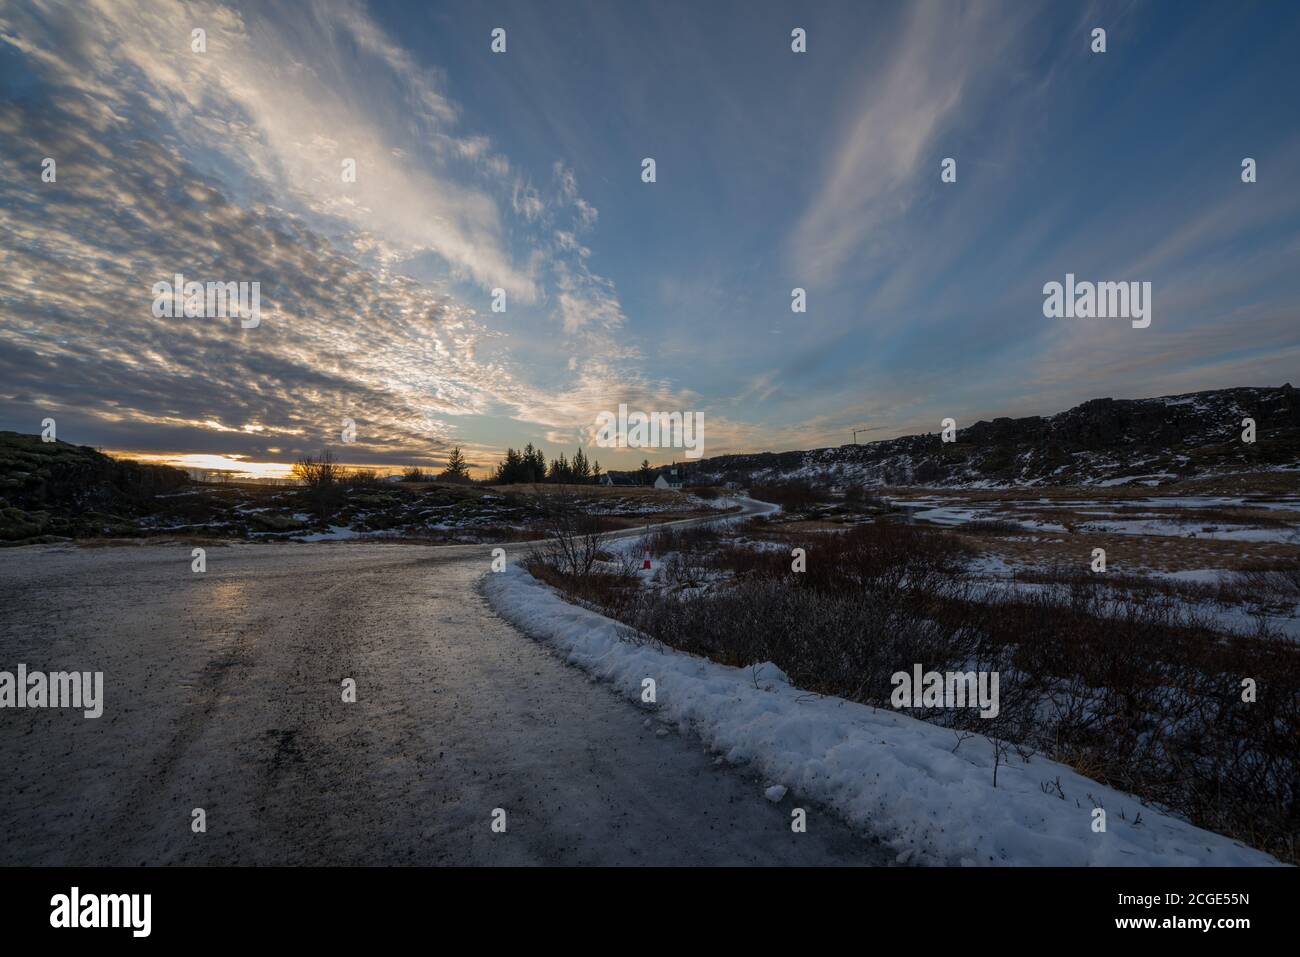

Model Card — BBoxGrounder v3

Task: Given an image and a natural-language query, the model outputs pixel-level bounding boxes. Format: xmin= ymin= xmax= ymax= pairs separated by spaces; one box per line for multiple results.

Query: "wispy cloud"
xmin=1 ymin=0 xmax=1297 ymax=472
xmin=0 ymin=0 xmax=669 ymax=469
xmin=788 ymin=0 xmax=1024 ymax=285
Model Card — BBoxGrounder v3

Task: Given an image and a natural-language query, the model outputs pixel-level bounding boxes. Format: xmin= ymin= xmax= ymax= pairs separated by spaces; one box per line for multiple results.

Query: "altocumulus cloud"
xmin=0 ymin=0 xmax=707 ymax=469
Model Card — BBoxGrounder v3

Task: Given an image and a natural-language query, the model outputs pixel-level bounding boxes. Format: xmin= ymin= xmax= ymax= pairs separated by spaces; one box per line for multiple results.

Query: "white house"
xmin=654 ymin=467 xmax=684 ymax=491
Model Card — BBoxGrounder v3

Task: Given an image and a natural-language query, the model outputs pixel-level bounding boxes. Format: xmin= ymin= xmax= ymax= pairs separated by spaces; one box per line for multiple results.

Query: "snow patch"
xmin=484 ymin=564 xmax=1281 ymax=867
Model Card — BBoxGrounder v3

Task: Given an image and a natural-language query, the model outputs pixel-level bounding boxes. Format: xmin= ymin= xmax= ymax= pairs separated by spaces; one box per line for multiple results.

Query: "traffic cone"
xmin=642 ymin=547 xmax=652 ymax=570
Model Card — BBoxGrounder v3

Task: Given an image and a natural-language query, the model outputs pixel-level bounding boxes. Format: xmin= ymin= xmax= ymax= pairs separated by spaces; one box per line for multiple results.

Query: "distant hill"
xmin=621 ymin=385 xmax=1300 ymax=489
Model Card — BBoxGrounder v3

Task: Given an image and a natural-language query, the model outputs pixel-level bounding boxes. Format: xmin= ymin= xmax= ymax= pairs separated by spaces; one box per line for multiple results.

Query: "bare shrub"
xmin=526 ymin=490 xmax=602 ymax=578
xmin=292 ymin=450 xmax=344 ymax=519
xmin=961 ymin=519 xmax=1023 ymax=534
xmin=645 ymin=520 xmax=724 ymax=557
xmin=346 ymin=468 xmax=380 ymax=489
xmin=689 ymin=485 xmax=723 ymax=500
xmin=610 ymin=546 xmax=646 ymax=580
xmin=710 ymin=543 xmax=790 ymax=579
xmin=1238 ymin=565 xmax=1300 ymax=603
xmin=528 ymin=562 xmax=640 ymax=616
xmin=663 ymin=550 xmax=711 ymax=589
xmin=532 ymin=514 xmax=1300 ymax=861
xmin=748 ymin=479 xmax=834 ymax=511
xmin=793 ymin=521 xmax=972 ymax=602
xmin=292 ymin=450 xmax=341 ymax=488
xmin=843 ymin=486 xmax=887 ymax=510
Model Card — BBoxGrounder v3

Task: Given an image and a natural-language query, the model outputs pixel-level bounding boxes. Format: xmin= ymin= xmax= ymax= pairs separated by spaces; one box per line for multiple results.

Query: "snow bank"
xmin=484 ymin=564 xmax=1282 ymax=867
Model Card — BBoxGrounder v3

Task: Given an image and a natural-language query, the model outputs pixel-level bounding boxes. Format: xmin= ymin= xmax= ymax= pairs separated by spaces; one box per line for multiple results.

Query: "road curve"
xmin=0 ymin=505 xmax=891 ymax=865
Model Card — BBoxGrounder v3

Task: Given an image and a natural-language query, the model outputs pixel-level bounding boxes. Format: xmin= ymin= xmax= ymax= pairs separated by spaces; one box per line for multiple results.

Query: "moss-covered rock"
xmin=248 ymin=511 xmax=306 ymax=532
xmin=0 ymin=506 xmax=48 ymax=540
xmin=0 ymin=431 xmax=188 ymax=511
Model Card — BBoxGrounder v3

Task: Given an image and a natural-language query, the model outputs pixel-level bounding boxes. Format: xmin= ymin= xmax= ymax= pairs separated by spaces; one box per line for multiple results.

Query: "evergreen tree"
xmin=521 ymin=443 xmax=545 ymax=483
xmin=639 ymin=458 xmax=653 ymax=485
xmin=495 ymin=447 xmax=523 ymax=484
xmin=571 ymin=447 xmax=591 ymax=482
xmin=492 ymin=443 xmax=563 ymax=484
xmin=439 ymin=445 xmax=471 ymax=483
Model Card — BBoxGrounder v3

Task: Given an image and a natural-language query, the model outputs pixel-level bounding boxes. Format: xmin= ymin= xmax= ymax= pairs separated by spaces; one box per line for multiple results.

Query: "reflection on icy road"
xmin=0 ymin=537 xmax=889 ymax=865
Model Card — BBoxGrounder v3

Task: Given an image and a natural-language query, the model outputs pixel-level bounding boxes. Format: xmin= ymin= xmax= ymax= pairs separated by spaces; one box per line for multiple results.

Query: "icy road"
xmin=0 ymin=512 xmax=891 ymax=865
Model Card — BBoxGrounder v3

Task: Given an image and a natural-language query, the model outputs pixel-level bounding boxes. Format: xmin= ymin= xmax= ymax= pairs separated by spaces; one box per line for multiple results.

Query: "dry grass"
xmin=881 ymin=469 xmax=1300 ymax=501
xmin=964 ymin=532 xmax=1300 ymax=573
xmin=485 ymin=482 xmax=681 ymax=502
xmin=76 ymin=535 xmax=235 ymax=548
xmin=536 ymin=516 xmax=1300 ymax=863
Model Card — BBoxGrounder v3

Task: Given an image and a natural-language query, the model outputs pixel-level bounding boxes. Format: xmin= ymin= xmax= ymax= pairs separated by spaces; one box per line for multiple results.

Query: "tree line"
xmin=302 ymin=443 xmax=666 ymax=488
xmin=493 ymin=443 xmax=604 ymax=484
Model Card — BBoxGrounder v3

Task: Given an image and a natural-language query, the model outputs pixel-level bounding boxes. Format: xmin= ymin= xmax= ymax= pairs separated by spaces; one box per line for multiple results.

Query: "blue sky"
xmin=1 ymin=0 xmax=1297 ymax=477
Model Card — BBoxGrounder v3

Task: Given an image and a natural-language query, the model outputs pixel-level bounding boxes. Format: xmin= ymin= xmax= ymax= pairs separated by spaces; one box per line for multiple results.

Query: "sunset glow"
xmin=117 ymin=452 xmax=298 ymax=481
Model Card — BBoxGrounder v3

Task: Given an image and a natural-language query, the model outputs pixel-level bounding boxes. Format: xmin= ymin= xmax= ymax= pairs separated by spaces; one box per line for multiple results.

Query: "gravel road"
xmin=0 ymin=514 xmax=891 ymax=865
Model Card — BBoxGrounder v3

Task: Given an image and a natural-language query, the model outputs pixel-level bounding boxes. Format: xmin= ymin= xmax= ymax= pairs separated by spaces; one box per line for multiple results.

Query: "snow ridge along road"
xmin=0 ymin=498 xmax=890 ymax=865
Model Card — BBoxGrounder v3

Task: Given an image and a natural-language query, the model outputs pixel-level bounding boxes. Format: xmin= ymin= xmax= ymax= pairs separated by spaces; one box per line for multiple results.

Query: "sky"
xmin=1 ymin=0 xmax=1298 ymax=478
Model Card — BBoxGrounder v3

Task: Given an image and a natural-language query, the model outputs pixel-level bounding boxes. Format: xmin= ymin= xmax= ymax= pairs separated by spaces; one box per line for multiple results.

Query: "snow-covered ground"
xmin=297 ymin=524 xmax=363 ymax=542
xmin=1072 ymin=517 xmax=1300 ymax=543
xmin=484 ymin=562 xmax=1282 ymax=867
xmin=958 ymin=561 xmax=1300 ymax=641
